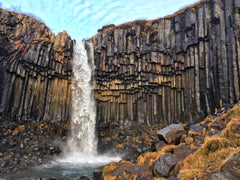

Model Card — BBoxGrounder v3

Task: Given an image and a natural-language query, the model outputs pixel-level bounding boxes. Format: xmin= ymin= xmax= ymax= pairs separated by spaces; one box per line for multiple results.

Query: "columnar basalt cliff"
xmin=0 ymin=9 xmax=72 ymax=124
xmin=0 ymin=9 xmax=73 ymax=173
xmin=92 ymin=0 xmax=240 ymax=132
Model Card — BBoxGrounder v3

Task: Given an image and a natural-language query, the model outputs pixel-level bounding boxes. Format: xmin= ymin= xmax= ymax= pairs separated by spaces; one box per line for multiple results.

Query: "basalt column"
xmin=0 ymin=9 xmax=73 ymax=126
xmin=92 ymin=0 xmax=240 ymax=131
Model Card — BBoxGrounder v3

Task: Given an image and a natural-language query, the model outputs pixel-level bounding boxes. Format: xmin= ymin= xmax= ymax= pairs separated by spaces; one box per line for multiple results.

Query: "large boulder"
xmin=210 ymin=152 xmax=240 ymax=179
xmin=157 ymin=124 xmax=185 ymax=144
xmin=220 ymin=152 xmax=240 ymax=179
xmin=152 ymin=153 xmax=177 ymax=177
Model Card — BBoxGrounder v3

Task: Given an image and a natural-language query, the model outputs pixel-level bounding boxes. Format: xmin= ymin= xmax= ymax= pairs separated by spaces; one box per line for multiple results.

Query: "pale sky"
xmin=0 ymin=0 xmax=198 ymax=40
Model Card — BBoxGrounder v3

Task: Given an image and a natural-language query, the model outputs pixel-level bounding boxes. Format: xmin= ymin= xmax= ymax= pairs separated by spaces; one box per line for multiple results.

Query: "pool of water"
xmin=8 ymin=153 xmax=121 ymax=180
xmin=9 ymin=162 xmax=103 ymax=179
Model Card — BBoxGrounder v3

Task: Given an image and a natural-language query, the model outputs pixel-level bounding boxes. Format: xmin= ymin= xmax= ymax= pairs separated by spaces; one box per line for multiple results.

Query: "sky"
xmin=0 ymin=0 xmax=198 ymax=40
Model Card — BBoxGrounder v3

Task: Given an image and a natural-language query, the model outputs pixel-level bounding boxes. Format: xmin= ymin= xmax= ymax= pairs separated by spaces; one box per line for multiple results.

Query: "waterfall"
xmin=57 ymin=41 xmax=120 ymax=164
xmin=67 ymin=40 xmax=97 ymax=154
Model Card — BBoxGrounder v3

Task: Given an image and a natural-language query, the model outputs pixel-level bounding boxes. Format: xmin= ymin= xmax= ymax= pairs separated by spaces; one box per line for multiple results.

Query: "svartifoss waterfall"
xmin=56 ymin=40 xmax=120 ymax=164
xmin=64 ymin=40 xmax=97 ymax=160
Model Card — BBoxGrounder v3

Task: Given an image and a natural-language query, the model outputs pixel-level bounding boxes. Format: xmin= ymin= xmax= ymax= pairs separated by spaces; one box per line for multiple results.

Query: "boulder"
xmin=189 ymin=124 xmax=204 ymax=134
xmin=157 ymin=124 xmax=185 ymax=144
xmin=220 ymin=152 xmax=240 ymax=179
xmin=152 ymin=153 xmax=177 ymax=177
xmin=155 ymin=141 xmax=166 ymax=151
xmin=173 ymin=145 xmax=191 ymax=162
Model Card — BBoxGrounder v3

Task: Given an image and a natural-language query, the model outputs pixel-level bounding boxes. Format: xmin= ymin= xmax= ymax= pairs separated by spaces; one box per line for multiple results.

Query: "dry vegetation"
xmin=101 ymin=103 xmax=240 ymax=179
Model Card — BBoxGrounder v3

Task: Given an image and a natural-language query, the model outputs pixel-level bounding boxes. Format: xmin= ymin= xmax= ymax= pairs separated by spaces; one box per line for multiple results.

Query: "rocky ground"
xmin=97 ymin=122 xmax=167 ymax=163
xmin=0 ymin=116 xmax=68 ymax=175
xmin=94 ymin=103 xmax=240 ymax=180
xmin=0 ymin=104 xmax=239 ymax=180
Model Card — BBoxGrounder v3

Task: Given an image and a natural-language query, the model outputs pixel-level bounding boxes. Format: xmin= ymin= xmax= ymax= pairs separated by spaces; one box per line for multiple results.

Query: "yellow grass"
xmin=179 ymin=116 xmax=240 ymax=179
xmin=12 ymin=125 xmax=25 ymax=135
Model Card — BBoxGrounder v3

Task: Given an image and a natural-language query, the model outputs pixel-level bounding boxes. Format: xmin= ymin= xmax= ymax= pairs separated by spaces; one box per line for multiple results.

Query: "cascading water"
xmin=63 ymin=40 xmax=97 ymax=160
xmin=58 ymin=40 xmax=120 ymax=164
xmin=11 ymin=41 xmax=120 ymax=179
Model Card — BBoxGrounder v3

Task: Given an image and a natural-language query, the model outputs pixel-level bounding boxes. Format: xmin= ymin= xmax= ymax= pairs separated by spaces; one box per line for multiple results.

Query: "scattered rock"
xmin=211 ymin=121 xmax=225 ymax=130
xmin=220 ymin=152 xmax=240 ymax=179
xmin=189 ymin=124 xmax=204 ymax=134
xmin=173 ymin=145 xmax=191 ymax=162
xmin=136 ymin=173 xmax=153 ymax=180
xmin=157 ymin=124 xmax=185 ymax=144
xmin=155 ymin=141 xmax=166 ymax=151
xmin=152 ymin=153 xmax=177 ymax=177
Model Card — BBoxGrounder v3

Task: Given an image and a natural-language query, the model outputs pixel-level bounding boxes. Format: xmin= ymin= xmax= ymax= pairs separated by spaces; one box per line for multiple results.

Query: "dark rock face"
xmin=0 ymin=9 xmax=72 ymax=124
xmin=0 ymin=9 xmax=73 ymax=173
xmin=91 ymin=0 xmax=240 ymax=133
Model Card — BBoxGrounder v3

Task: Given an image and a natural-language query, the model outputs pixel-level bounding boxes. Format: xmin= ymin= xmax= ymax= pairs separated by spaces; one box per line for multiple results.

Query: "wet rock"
xmin=152 ymin=153 xmax=177 ymax=178
xmin=157 ymin=124 xmax=185 ymax=144
xmin=93 ymin=166 xmax=104 ymax=180
xmin=76 ymin=176 xmax=90 ymax=180
xmin=47 ymin=178 xmax=58 ymax=180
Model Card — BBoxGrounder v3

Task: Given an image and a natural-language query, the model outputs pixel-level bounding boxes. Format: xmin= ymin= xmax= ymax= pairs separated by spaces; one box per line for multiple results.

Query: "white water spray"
xmin=57 ymin=41 xmax=120 ymax=164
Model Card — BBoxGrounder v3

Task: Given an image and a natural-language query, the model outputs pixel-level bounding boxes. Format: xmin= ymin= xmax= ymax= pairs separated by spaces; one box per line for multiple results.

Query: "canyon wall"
xmin=92 ymin=0 xmax=240 ymax=131
xmin=0 ymin=9 xmax=72 ymax=125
